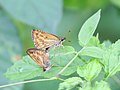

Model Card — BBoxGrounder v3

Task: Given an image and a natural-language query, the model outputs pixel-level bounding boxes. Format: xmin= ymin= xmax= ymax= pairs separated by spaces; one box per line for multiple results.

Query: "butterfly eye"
xmin=61 ymin=37 xmax=66 ymax=41
xmin=46 ymin=47 xmax=49 ymax=51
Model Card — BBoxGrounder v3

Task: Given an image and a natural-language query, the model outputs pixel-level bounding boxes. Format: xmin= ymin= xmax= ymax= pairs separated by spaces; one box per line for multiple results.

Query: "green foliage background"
xmin=0 ymin=0 xmax=120 ymax=90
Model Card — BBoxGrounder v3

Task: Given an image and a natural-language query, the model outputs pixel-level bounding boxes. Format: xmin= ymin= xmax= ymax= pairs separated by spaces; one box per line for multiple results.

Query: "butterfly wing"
xmin=26 ymin=48 xmax=51 ymax=71
xmin=32 ymin=30 xmax=61 ymax=49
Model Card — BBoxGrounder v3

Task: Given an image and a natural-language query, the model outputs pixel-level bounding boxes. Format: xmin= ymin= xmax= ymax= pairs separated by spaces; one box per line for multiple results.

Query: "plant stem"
xmin=57 ymin=47 xmax=84 ymax=76
xmin=0 ymin=77 xmax=57 ymax=88
xmin=57 ymin=78 xmax=65 ymax=82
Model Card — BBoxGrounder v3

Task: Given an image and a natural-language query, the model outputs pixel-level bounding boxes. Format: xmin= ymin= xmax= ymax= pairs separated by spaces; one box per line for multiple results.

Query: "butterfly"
xmin=26 ymin=48 xmax=51 ymax=71
xmin=32 ymin=29 xmax=65 ymax=50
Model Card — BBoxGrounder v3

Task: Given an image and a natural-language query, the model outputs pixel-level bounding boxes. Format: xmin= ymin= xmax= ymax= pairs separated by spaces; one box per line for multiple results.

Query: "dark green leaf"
xmin=78 ymin=10 xmax=101 ymax=46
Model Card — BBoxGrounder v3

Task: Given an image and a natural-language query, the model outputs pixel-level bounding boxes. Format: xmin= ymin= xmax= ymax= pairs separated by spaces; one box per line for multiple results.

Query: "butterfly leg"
xmin=60 ymin=44 xmax=64 ymax=49
xmin=53 ymin=47 xmax=56 ymax=57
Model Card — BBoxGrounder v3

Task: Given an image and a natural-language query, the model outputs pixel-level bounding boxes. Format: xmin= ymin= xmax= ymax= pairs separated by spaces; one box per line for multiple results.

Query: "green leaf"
xmin=44 ymin=46 xmax=84 ymax=78
xmin=102 ymin=40 xmax=112 ymax=48
xmin=0 ymin=0 xmax=63 ymax=31
xmin=49 ymin=46 xmax=75 ymax=57
xmin=58 ymin=77 xmax=83 ymax=90
xmin=42 ymin=67 xmax=78 ymax=78
xmin=77 ymin=59 xmax=102 ymax=81
xmin=102 ymin=40 xmax=120 ymax=78
xmin=86 ymin=35 xmax=100 ymax=47
xmin=79 ymin=82 xmax=92 ymax=90
xmin=80 ymin=46 xmax=104 ymax=59
xmin=93 ymin=81 xmax=111 ymax=90
xmin=78 ymin=10 xmax=101 ymax=46
xmin=5 ymin=56 xmax=43 ymax=80
xmin=79 ymin=81 xmax=111 ymax=90
xmin=5 ymin=46 xmax=83 ymax=80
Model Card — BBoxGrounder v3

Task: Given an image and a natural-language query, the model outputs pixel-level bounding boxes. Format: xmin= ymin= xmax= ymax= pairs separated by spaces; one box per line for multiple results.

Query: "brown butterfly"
xmin=32 ymin=29 xmax=65 ymax=50
xmin=26 ymin=48 xmax=51 ymax=71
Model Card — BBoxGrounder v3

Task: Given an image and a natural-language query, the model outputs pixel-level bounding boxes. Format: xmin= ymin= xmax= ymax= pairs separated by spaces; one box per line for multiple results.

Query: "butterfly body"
xmin=32 ymin=30 xmax=65 ymax=50
xmin=26 ymin=48 xmax=51 ymax=71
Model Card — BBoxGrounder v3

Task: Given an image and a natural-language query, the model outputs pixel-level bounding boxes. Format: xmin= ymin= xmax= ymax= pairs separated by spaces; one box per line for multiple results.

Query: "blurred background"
xmin=0 ymin=0 xmax=120 ymax=90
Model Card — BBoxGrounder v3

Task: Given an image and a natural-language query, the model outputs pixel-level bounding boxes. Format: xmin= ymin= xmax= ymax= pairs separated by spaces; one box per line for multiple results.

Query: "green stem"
xmin=57 ymin=47 xmax=85 ymax=76
xmin=0 ymin=77 xmax=57 ymax=88
xmin=77 ymin=54 xmax=87 ymax=63
xmin=57 ymin=78 xmax=65 ymax=82
xmin=104 ymin=64 xmax=120 ymax=81
xmin=104 ymin=74 xmax=110 ymax=81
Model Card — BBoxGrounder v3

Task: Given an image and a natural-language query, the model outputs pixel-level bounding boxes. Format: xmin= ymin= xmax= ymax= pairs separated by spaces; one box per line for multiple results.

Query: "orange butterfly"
xmin=26 ymin=48 xmax=51 ymax=71
xmin=27 ymin=30 xmax=65 ymax=71
xmin=32 ymin=30 xmax=65 ymax=50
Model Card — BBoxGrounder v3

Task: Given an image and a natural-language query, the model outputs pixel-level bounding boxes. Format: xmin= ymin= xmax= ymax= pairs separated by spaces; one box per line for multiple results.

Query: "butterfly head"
xmin=53 ymin=37 xmax=65 ymax=48
xmin=43 ymin=66 xmax=51 ymax=71
xmin=61 ymin=37 xmax=66 ymax=42
xmin=43 ymin=61 xmax=51 ymax=71
xmin=59 ymin=37 xmax=66 ymax=45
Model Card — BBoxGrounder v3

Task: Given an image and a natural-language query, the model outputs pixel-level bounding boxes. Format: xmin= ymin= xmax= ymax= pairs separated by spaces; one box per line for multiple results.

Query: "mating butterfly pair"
xmin=26 ymin=30 xmax=65 ymax=71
